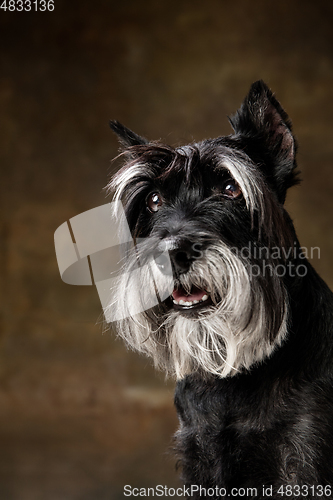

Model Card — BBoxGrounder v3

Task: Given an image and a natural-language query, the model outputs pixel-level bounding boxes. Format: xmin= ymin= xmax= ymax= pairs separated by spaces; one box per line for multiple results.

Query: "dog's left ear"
xmin=229 ymin=80 xmax=298 ymax=203
xmin=109 ymin=120 xmax=149 ymax=152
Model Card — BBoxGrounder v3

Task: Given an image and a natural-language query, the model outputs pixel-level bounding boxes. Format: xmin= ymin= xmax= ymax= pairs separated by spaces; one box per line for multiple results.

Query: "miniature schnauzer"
xmin=108 ymin=81 xmax=333 ymax=499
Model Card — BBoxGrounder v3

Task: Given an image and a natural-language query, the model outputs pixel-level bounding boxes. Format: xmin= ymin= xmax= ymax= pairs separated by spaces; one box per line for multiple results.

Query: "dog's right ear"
xmin=229 ymin=81 xmax=299 ymax=203
xmin=109 ymin=120 xmax=149 ymax=151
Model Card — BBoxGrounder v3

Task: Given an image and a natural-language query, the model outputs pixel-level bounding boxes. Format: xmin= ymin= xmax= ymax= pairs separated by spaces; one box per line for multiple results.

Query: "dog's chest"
xmin=174 ymin=374 xmax=266 ymax=433
xmin=174 ymin=374 xmax=287 ymax=485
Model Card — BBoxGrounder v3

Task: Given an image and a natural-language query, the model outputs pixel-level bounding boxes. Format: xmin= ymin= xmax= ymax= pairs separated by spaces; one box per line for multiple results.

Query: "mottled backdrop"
xmin=1 ymin=0 xmax=333 ymax=498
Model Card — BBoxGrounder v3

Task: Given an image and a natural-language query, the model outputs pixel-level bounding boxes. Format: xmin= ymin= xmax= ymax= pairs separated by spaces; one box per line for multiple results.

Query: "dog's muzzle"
xmin=154 ymin=239 xmax=213 ymax=312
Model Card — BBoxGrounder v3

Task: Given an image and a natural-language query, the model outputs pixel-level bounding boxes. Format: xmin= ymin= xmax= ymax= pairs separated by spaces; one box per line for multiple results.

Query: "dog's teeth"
xmin=174 ymin=295 xmax=209 ymax=307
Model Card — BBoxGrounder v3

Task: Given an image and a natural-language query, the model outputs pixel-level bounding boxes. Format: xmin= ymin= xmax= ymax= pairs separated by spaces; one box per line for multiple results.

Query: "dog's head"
xmin=106 ymin=80 xmax=299 ymax=379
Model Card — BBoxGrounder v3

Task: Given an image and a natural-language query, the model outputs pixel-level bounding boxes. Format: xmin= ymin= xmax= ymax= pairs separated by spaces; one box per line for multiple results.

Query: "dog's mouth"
xmin=171 ymin=285 xmax=213 ymax=311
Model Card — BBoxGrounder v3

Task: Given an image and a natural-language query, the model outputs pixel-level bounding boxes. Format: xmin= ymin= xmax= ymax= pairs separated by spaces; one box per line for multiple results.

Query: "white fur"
xmin=106 ymin=241 xmax=288 ymax=379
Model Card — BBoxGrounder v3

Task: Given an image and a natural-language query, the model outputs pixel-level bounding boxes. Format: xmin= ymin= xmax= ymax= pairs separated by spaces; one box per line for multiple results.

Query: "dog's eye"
xmin=223 ymin=180 xmax=242 ymax=199
xmin=147 ymin=193 xmax=163 ymax=213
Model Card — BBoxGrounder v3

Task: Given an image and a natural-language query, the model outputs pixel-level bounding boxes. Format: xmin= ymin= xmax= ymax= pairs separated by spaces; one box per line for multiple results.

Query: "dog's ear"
xmin=229 ymin=80 xmax=299 ymax=203
xmin=109 ymin=120 xmax=148 ymax=150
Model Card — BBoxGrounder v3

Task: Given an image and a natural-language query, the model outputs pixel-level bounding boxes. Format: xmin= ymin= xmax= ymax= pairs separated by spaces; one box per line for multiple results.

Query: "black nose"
xmin=154 ymin=240 xmax=203 ymax=276
xmin=169 ymin=241 xmax=199 ymax=274
xmin=169 ymin=249 xmax=192 ymax=273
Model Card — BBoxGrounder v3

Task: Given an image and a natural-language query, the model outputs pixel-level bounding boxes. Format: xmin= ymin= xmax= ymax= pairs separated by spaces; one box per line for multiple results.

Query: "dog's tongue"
xmin=172 ymin=286 xmax=206 ymax=302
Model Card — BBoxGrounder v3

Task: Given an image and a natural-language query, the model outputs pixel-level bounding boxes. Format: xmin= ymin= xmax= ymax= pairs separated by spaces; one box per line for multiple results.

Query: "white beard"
xmin=105 ymin=240 xmax=288 ymax=379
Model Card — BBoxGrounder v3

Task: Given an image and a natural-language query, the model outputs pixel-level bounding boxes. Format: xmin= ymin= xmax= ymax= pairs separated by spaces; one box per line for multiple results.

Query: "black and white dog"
xmin=108 ymin=81 xmax=333 ymax=499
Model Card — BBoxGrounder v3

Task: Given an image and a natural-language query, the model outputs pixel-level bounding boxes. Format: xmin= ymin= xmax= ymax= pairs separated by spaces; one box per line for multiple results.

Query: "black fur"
xmin=174 ymin=263 xmax=333 ymax=497
xmin=110 ymin=81 xmax=333 ymax=499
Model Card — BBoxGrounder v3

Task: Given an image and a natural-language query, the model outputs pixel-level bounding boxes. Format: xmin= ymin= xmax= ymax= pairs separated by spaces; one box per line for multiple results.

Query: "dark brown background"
xmin=1 ymin=0 xmax=333 ymax=498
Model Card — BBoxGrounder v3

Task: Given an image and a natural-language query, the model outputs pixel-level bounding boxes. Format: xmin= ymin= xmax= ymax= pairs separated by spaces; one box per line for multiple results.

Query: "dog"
xmin=107 ymin=81 xmax=333 ymax=499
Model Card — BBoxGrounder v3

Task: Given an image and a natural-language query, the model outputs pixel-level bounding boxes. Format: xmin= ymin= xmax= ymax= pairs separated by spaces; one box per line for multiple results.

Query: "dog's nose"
xmin=169 ymin=243 xmax=196 ymax=274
